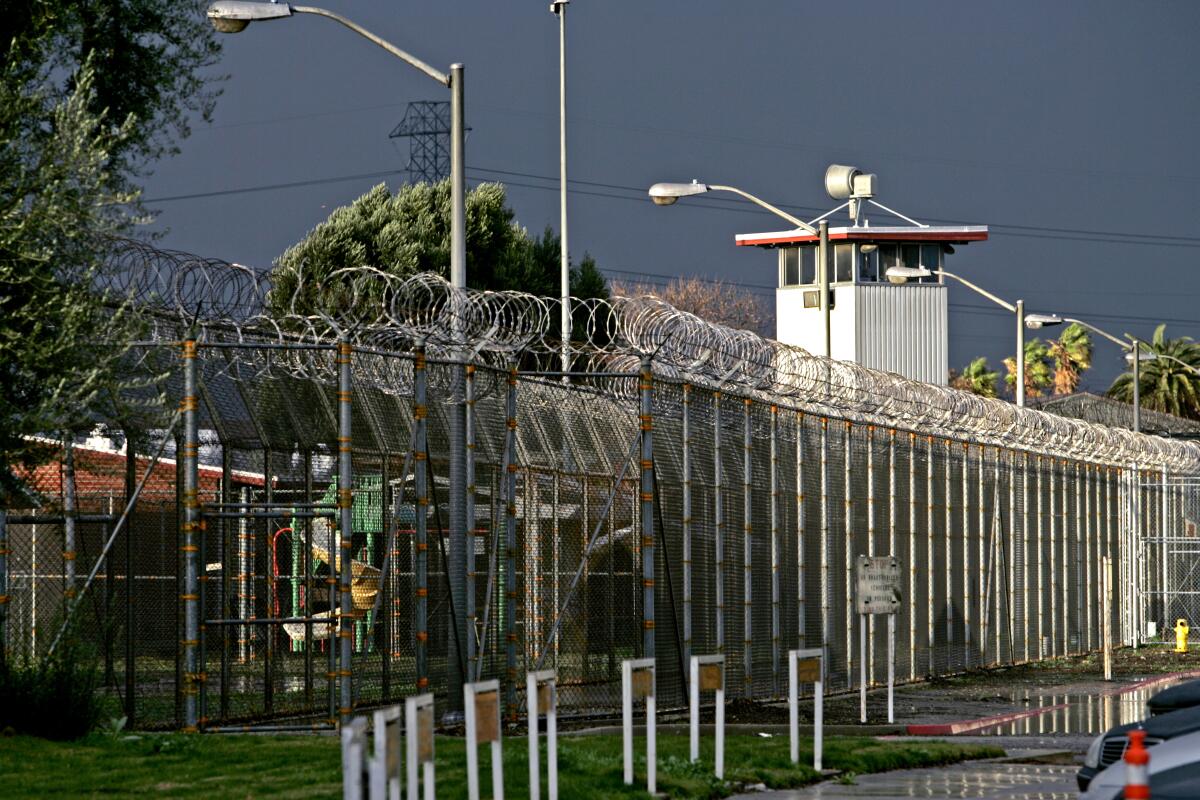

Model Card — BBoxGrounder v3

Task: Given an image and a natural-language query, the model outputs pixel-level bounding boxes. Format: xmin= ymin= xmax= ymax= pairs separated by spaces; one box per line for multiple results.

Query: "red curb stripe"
xmin=906 ymin=702 xmax=1070 ymax=736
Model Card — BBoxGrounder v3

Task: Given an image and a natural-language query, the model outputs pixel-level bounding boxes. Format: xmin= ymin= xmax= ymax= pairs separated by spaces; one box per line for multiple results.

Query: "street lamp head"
xmin=1025 ymin=313 xmax=1063 ymax=330
xmin=884 ymin=266 xmax=931 ymax=284
xmin=648 ymin=181 xmax=710 ymax=207
xmin=206 ymin=1 xmax=292 ymax=33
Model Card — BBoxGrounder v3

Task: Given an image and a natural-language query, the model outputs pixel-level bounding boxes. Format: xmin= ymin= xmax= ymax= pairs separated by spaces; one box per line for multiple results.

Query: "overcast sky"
xmin=144 ymin=1 xmax=1200 ymax=390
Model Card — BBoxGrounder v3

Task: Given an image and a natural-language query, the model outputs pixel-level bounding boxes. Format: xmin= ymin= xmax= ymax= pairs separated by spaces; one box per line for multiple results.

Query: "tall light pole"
xmin=647 ymin=181 xmax=826 ymax=353
xmin=551 ymin=1 xmax=570 ymax=374
xmin=206 ymin=1 xmax=466 ymax=291
xmin=207 ymin=0 xmax=470 ymax=713
xmin=886 ymin=266 xmax=1027 ymax=406
xmin=1026 ymin=314 xmax=1152 ymax=434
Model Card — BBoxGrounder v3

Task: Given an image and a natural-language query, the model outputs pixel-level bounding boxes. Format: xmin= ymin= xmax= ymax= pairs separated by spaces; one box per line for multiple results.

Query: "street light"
xmin=551 ymin=0 xmax=570 ymax=377
xmin=886 ymin=266 xmax=1029 ymax=407
xmin=207 ymin=0 xmax=471 ymax=715
xmin=205 ymin=1 xmax=466 ymax=293
xmin=648 ymin=180 xmax=831 ymax=354
xmin=1025 ymin=314 xmax=1148 ymax=434
xmin=648 ymin=181 xmax=817 ymax=233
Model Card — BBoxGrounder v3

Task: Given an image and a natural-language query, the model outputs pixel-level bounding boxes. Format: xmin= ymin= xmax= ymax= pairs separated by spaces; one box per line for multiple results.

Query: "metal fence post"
xmin=337 ymin=337 xmax=354 ymax=723
xmin=866 ymin=427 xmax=875 ymax=685
xmin=681 ymin=384 xmax=692 ymax=673
xmin=639 ymin=358 xmax=655 ymax=661
xmin=907 ymin=432 xmax=917 ymax=681
xmin=504 ymin=365 xmax=519 ymax=720
xmin=414 ymin=345 xmax=429 ymax=698
xmin=466 ymin=364 xmax=477 ymax=683
xmin=743 ymin=398 xmax=753 ymax=697
xmin=796 ymin=413 xmax=806 ymax=649
xmin=0 ymin=509 xmax=7 ymax=666
xmin=962 ymin=442 xmax=972 ymax=669
xmin=926 ymin=436 xmax=934 ymax=676
xmin=1082 ymin=463 xmax=1091 ymax=652
xmin=714 ymin=391 xmax=724 ymax=655
xmin=844 ymin=421 xmax=853 ymax=687
xmin=62 ymin=436 xmax=79 ymax=609
xmin=820 ymin=419 xmax=829 ymax=671
xmin=181 ymin=337 xmax=200 ymax=732
xmin=770 ymin=404 xmax=780 ymax=698
xmin=944 ymin=439 xmax=953 ymax=667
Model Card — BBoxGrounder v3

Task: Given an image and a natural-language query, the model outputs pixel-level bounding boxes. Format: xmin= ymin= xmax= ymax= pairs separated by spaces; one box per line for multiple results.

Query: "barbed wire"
xmin=103 ymin=237 xmax=1200 ymax=472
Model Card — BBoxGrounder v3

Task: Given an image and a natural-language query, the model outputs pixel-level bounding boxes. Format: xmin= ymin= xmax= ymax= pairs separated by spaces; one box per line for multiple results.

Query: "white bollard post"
xmin=405 ymin=693 xmax=435 ymax=800
xmin=688 ymin=655 xmax=726 ymax=778
xmin=343 ymin=716 xmax=368 ymax=800
xmin=371 ymin=705 xmax=404 ymax=800
xmin=526 ymin=670 xmax=557 ymax=800
xmin=859 ymin=614 xmax=867 ymax=723
xmin=464 ymin=680 xmax=503 ymax=800
xmin=622 ymin=658 xmax=656 ymax=793
xmin=887 ymin=614 xmax=895 ymax=724
xmin=788 ymin=649 xmax=824 ymax=772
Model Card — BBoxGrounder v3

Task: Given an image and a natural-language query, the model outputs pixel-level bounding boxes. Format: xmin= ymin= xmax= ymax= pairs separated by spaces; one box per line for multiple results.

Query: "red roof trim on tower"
xmin=735 ymin=225 xmax=989 ymax=247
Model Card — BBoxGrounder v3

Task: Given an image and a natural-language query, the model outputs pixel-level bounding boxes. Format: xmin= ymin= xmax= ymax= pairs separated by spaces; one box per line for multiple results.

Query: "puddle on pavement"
xmin=971 ymin=676 xmax=1194 ymax=736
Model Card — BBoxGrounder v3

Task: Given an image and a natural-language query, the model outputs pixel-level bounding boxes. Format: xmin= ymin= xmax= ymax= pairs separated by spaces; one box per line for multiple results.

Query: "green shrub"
xmin=0 ymin=638 xmax=102 ymax=740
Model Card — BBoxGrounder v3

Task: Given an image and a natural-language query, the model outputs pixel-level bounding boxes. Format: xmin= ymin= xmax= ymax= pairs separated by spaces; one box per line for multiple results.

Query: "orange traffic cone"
xmin=1124 ymin=729 xmax=1151 ymax=800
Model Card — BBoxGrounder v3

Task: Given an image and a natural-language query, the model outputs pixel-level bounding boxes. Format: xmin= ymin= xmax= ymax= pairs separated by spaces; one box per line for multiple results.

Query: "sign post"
xmin=621 ymin=658 xmax=656 ymax=793
xmin=688 ymin=654 xmax=725 ymax=779
xmin=526 ymin=670 xmax=558 ymax=800
xmin=855 ymin=555 xmax=901 ymax=723
xmin=405 ymin=693 xmax=435 ymax=800
xmin=464 ymin=680 xmax=503 ymax=800
xmin=370 ymin=704 xmax=404 ymax=800
xmin=788 ymin=648 xmax=823 ymax=771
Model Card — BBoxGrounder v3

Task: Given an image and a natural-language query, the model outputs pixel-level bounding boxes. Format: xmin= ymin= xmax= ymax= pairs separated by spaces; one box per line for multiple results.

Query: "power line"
xmin=144 ymin=163 xmax=1200 ymax=249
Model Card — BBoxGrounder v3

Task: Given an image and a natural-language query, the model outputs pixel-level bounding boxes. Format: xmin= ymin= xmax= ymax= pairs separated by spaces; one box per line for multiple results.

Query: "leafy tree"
xmin=269 ymin=180 xmax=610 ymax=334
xmin=4 ymin=0 xmax=222 ymax=182
xmin=1049 ymin=322 xmax=1092 ymax=395
xmin=1003 ymin=338 xmax=1053 ymax=399
xmin=610 ymin=277 xmax=771 ymax=336
xmin=1108 ymin=324 xmax=1200 ymax=419
xmin=0 ymin=60 xmax=141 ymax=503
xmin=950 ymin=357 xmax=998 ymax=398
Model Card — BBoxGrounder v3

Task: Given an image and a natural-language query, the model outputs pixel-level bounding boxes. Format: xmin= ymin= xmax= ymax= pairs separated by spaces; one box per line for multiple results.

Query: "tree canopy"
xmin=0 ymin=60 xmax=141 ymax=502
xmin=4 ymin=0 xmax=222 ymax=182
xmin=1108 ymin=324 xmax=1200 ymax=419
xmin=269 ymin=180 xmax=609 ymax=332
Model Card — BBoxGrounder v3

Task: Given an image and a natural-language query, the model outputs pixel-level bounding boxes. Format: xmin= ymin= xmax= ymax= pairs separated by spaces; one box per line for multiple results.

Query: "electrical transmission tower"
xmin=389 ymin=101 xmax=451 ymax=183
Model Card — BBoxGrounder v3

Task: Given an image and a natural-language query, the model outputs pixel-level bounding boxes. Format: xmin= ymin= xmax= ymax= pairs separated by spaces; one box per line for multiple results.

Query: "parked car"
xmin=1079 ymin=692 xmax=1200 ymax=790
xmin=1147 ymin=678 xmax=1200 ymax=716
xmin=1081 ymin=729 xmax=1200 ymax=800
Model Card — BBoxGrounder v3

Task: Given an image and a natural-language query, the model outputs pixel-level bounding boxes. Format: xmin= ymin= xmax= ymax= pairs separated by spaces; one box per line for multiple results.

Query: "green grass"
xmin=0 ymin=731 xmax=1001 ymax=798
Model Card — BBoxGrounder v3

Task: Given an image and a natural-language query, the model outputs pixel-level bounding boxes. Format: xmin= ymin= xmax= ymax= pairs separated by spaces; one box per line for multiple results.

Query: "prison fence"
xmin=1 ymin=249 xmax=1198 ymax=731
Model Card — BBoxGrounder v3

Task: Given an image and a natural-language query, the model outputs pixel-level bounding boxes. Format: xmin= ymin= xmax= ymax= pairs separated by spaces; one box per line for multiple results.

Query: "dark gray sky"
xmin=146 ymin=1 xmax=1200 ymax=390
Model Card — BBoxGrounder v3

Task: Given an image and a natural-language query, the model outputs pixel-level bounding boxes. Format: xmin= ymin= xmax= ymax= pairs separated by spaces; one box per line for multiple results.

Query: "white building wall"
xmin=775 ymin=283 xmax=947 ymax=385
xmin=853 ymin=283 xmax=947 ymax=385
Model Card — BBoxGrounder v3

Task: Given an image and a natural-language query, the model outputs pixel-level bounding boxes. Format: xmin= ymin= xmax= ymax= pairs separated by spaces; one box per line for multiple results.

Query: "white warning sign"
xmin=856 ymin=555 xmax=901 ymax=615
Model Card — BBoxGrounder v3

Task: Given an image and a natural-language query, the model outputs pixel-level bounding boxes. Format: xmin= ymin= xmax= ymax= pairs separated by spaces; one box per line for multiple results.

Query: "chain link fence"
xmin=3 ymin=255 xmax=1199 ymax=730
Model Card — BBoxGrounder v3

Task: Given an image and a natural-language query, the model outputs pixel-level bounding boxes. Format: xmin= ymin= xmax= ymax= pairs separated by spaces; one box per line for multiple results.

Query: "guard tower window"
xmin=834 ymin=244 xmax=853 ymax=282
xmin=878 ymin=243 xmax=938 ymax=283
xmin=857 ymin=246 xmax=879 ymax=282
xmin=779 ymin=246 xmax=817 ymax=287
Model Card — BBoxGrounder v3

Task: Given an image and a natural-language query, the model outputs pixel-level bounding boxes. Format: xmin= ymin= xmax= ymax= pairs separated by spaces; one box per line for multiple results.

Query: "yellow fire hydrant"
xmin=1175 ymin=619 xmax=1190 ymax=653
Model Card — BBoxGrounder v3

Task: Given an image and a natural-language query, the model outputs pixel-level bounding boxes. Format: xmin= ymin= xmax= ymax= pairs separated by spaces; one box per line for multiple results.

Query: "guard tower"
xmin=735 ymin=165 xmax=987 ymax=385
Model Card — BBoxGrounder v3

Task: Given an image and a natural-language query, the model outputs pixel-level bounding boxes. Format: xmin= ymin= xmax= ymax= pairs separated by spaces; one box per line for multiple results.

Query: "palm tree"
xmin=1108 ymin=324 xmax=1200 ymax=419
xmin=1003 ymin=338 xmax=1053 ymax=399
xmin=1049 ymin=322 xmax=1093 ymax=395
xmin=950 ymin=357 xmax=999 ymax=398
